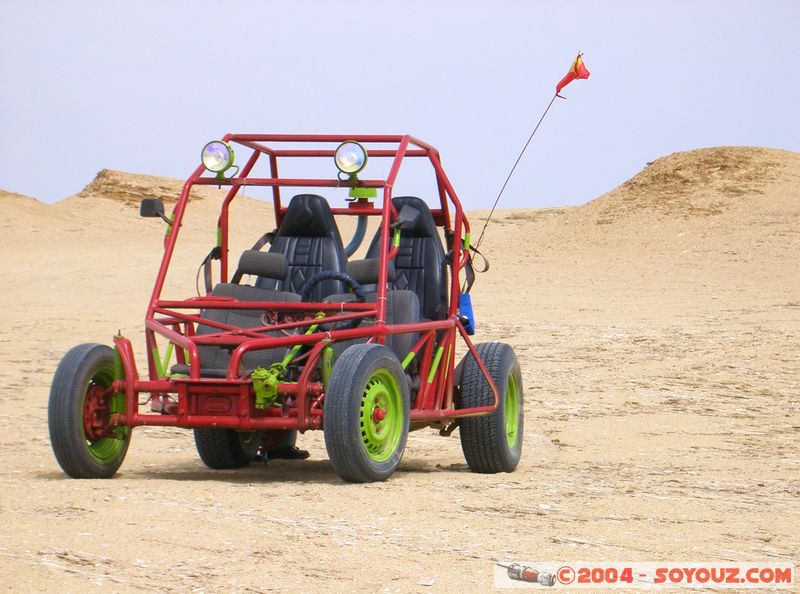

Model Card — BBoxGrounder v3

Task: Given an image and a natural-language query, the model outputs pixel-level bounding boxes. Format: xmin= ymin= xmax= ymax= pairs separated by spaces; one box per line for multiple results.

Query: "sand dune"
xmin=0 ymin=147 xmax=797 ymax=592
xmin=74 ymin=168 xmax=226 ymax=204
xmin=588 ymin=146 xmax=798 ymax=218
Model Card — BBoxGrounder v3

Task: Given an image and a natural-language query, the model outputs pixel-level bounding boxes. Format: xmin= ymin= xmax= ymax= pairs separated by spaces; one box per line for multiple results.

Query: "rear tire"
xmin=458 ymin=342 xmax=523 ymax=473
xmin=48 ymin=344 xmax=131 ymax=478
xmin=260 ymin=429 xmax=297 ymax=452
xmin=324 ymin=344 xmax=410 ymax=482
xmin=194 ymin=429 xmax=262 ymax=469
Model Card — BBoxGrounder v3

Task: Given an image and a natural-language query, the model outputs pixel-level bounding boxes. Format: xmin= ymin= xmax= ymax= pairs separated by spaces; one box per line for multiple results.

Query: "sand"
xmin=0 ymin=147 xmax=798 ymax=592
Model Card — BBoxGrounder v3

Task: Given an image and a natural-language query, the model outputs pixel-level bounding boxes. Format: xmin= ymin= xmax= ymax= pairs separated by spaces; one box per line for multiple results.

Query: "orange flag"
xmin=556 ymin=52 xmax=590 ymax=96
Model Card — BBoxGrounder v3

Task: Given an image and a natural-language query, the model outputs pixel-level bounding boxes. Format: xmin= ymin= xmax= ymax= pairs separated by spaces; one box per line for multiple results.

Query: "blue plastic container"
xmin=459 ymin=293 xmax=476 ymax=335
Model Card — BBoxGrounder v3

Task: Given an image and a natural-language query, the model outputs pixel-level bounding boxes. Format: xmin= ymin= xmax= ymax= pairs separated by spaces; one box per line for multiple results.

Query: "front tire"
xmin=48 ymin=344 xmax=131 ymax=478
xmin=458 ymin=342 xmax=523 ymax=473
xmin=323 ymin=344 xmax=410 ymax=482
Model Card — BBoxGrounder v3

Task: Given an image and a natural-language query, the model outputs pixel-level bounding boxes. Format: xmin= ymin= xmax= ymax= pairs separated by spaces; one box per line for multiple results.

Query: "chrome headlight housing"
xmin=334 ymin=141 xmax=368 ymax=175
xmin=201 ymin=140 xmax=235 ymax=174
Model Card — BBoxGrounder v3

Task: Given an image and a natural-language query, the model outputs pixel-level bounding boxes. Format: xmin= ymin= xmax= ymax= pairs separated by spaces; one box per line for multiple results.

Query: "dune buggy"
xmin=48 ymin=134 xmax=524 ymax=482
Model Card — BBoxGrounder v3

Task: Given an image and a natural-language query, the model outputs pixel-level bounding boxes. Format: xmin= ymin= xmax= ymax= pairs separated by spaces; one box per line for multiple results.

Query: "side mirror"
xmin=392 ymin=204 xmax=421 ymax=231
xmin=140 ymin=198 xmax=171 ymax=224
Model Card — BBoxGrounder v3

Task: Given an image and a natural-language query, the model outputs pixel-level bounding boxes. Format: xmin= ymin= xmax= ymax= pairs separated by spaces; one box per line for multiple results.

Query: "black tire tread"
xmin=458 ymin=342 xmax=523 ymax=473
xmin=48 ymin=343 xmax=130 ymax=479
xmin=194 ymin=428 xmax=260 ymax=469
xmin=323 ymin=344 xmax=410 ymax=482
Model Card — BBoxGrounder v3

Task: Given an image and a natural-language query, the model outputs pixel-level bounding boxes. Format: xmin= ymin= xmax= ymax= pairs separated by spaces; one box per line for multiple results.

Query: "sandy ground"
xmin=0 ymin=147 xmax=798 ymax=592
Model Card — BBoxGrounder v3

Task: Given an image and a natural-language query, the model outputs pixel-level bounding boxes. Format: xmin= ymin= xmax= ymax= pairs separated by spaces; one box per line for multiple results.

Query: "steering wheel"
xmin=299 ymin=271 xmax=366 ymax=331
xmin=300 ymin=270 xmax=366 ymax=303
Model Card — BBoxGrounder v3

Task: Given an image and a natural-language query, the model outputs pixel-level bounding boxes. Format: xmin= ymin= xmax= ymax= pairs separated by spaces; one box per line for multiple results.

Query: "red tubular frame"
xmin=121 ymin=134 xmax=498 ymax=433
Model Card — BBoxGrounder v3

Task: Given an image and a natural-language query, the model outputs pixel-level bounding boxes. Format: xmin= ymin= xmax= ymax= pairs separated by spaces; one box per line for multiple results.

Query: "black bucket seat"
xmin=366 ymin=196 xmax=448 ymax=321
xmin=172 ymin=251 xmax=299 ymax=378
xmin=255 ymin=194 xmax=346 ymax=301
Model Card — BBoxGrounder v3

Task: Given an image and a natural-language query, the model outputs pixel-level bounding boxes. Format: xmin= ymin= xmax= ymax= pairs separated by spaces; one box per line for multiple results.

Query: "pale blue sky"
xmin=1 ymin=1 xmax=798 ymax=209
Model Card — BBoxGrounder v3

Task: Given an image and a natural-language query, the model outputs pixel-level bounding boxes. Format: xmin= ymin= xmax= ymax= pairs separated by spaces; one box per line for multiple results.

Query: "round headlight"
xmin=201 ymin=141 xmax=235 ymax=173
xmin=334 ymin=141 xmax=368 ymax=175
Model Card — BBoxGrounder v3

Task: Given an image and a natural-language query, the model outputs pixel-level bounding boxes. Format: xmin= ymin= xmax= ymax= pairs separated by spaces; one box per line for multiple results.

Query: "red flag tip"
xmin=555 ymin=52 xmax=590 ymax=95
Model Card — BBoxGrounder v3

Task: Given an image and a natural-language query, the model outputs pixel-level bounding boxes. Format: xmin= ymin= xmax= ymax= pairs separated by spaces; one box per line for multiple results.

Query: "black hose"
xmin=344 ymin=215 xmax=369 ymax=258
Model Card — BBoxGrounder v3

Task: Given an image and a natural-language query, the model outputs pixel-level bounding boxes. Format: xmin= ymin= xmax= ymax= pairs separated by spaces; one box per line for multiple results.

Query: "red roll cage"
xmin=111 ymin=134 xmax=498 ymax=434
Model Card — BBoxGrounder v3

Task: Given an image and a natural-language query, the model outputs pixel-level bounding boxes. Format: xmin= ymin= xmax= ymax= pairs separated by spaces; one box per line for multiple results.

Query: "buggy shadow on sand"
xmin=48 ymin=134 xmax=523 ymax=482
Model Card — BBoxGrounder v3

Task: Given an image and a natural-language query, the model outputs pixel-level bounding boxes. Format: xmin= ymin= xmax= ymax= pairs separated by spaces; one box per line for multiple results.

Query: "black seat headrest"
xmin=278 ymin=194 xmax=339 ymax=237
xmin=234 ymin=250 xmax=288 ymax=281
xmin=346 ymin=258 xmax=396 ymax=285
xmin=391 ymin=196 xmax=439 ymax=238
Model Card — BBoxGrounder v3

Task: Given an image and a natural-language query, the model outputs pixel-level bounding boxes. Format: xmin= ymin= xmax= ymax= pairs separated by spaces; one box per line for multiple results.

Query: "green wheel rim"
xmin=505 ymin=372 xmax=520 ymax=448
xmin=83 ymin=366 xmax=128 ymax=464
xmin=359 ymin=369 xmax=404 ymax=462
